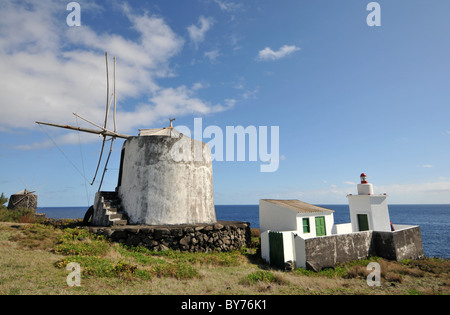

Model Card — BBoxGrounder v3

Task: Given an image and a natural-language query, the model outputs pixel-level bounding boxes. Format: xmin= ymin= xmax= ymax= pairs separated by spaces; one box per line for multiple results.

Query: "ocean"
xmin=38 ymin=204 xmax=450 ymax=259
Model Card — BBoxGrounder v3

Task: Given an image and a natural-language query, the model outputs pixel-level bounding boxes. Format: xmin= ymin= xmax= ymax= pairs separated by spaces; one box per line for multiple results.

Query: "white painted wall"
xmin=357 ymin=183 xmax=374 ymax=195
xmin=293 ymin=234 xmax=306 ymax=268
xmin=348 ymin=195 xmax=391 ymax=232
xmin=392 ymin=224 xmax=417 ymax=231
xmin=324 ymin=213 xmax=334 ymax=236
xmin=260 ymin=230 xmax=296 ymax=265
xmin=295 ymin=213 xmax=335 ymax=239
xmin=282 ymin=231 xmax=296 ymax=263
xmin=118 ymin=136 xmax=216 ymax=225
xmin=260 ymin=230 xmax=270 ymax=263
xmin=259 ymin=200 xmax=298 ymax=234
xmin=332 ymin=223 xmax=353 ymax=235
xmin=370 ymin=196 xmax=391 ymax=231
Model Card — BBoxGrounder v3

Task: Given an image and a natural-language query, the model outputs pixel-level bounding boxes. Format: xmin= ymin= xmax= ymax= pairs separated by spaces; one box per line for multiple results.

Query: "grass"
xmin=0 ymin=220 xmax=448 ymax=295
xmin=241 ymin=270 xmax=287 ymax=285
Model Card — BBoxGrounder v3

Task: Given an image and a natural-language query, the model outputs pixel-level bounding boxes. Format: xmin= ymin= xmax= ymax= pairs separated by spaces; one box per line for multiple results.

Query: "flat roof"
xmin=138 ymin=128 xmax=181 ymax=137
xmin=261 ymin=199 xmax=334 ymax=214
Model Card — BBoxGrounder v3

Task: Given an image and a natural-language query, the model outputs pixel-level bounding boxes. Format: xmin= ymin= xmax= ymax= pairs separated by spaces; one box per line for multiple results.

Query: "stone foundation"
xmin=303 ymin=226 xmax=424 ymax=271
xmin=88 ymin=221 xmax=251 ymax=252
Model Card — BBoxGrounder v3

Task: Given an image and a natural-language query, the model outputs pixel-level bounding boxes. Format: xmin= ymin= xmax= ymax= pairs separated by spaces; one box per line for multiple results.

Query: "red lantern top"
xmin=360 ymin=173 xmax=368 ymax=184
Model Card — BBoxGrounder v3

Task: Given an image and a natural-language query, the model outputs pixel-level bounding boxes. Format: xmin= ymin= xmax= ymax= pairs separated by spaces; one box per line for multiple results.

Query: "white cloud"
xmin=213 ymin=0 xmax=242 ymax=12
xmin=241 ymin=88 xmax=259 ymax=100
xmin=224 ymin=99 xmax=236 ymax=108
xmin=237 ymin=179 xmax=450 ymax=204
xmin=192 ymin=82 xmax=209 ymax=90
xmin=204 ymin=49 xmax=221 ymax=62
xmin=265 ymin=179 xmax=450 ymax=204
xmin=375 ymin=181 xmax=450 ymax=202
xmin=257 ymin=45 xmax=300 ymax=61
xmin=420 ymin=164 xmax=433 ymax=168
xmin=187 ymin=16 xmax=214 ymax=48
xmin=14 ymin=132 xmax=99 ymax=151
xmin=0 ymin=1 xmax=231 ymax=147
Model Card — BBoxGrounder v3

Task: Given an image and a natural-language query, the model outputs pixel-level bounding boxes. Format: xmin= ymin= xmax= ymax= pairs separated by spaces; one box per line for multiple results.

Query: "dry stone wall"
xmin=88 ymin=221 xmax=251 ymax=252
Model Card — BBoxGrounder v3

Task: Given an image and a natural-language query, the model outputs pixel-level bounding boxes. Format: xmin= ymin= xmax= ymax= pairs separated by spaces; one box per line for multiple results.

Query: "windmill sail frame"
xmin=35 ymin=52 xmax=130 ymax=192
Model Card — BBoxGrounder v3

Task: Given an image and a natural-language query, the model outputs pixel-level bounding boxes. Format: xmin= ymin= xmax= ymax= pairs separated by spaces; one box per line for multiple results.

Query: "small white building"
xmin=259 ymin=199 xmax=335 ymax=269
xmin=260 ymin=199 xmax=335 ymax=238
xmin=260 ymin=173 xmax=424 ymax=270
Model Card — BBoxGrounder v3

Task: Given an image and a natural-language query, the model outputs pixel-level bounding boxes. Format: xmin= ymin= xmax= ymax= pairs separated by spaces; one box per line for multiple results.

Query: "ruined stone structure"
xmin=7 ymin=189 xmax=38 ymax=212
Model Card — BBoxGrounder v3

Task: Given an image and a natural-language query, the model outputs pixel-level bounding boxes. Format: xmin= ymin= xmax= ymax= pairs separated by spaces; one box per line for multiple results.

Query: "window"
xmin=302 ymin=218 xmax=310 ymax=233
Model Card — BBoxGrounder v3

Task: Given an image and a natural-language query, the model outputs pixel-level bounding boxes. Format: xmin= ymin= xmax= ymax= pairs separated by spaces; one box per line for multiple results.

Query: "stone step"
xmin=94 ymin=191 xmax=127 ymax=227
xmin=109 ymin=213 xmax=123 ymax=220
xmin=104 ymin=201 xmax=121 ymax=208
xmin=110 ymin=219 xmax=127 ymax=226
xmin=106 ymin=207 xmax=118 ymax=213
xmin=100 ymin=191 xmax=119 ymax=199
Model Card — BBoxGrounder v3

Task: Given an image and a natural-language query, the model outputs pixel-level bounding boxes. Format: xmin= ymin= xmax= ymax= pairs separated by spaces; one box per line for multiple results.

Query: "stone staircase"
xmin=92 ymin=191 xmax=128 ymax=226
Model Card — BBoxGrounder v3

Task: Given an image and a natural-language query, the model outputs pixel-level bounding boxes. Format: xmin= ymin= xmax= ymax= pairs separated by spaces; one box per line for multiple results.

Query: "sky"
xmin=1 ymin=0 xmax=450 ymax=207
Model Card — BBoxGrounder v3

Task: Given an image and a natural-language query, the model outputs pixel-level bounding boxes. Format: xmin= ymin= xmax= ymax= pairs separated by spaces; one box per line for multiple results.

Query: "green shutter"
xmin=302 ymin=218 xmax=310 ymax=233
xmin=315 ymin=216 xmax=326 ymax=236
xmin=357 ymin=214 xmax=369 ymax=231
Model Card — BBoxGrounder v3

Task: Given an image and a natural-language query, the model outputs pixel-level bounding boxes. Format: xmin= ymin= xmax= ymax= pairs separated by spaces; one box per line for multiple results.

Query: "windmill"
xmin=7 ymin=189 xmax=38 ymax=212
xmin=36 ymin=52 xmax=216 ymax=227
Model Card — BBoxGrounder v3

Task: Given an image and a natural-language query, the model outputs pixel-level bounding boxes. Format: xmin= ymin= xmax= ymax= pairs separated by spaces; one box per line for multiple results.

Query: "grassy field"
xmin=0 ymin=220 xmax=448 ymax=295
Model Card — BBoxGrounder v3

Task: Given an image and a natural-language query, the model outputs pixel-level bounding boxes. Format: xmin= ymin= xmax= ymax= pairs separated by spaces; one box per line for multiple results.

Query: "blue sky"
xmin=1 ymin=0 xmax=449 ymax=207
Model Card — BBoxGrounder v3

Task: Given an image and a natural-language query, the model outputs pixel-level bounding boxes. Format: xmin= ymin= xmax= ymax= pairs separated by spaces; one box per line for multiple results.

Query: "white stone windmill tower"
xmin=36 ymin=53 xmax=216 ymax=227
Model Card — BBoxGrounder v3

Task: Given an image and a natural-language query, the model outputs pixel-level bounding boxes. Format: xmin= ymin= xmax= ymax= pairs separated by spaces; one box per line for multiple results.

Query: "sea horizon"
xmin=39 ymin=203 xmax=450 ymax=208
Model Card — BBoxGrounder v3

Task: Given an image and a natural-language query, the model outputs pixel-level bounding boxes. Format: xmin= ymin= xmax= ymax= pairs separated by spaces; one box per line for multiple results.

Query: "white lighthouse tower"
xmin=347 ymin=173 xmax=392 ymax=232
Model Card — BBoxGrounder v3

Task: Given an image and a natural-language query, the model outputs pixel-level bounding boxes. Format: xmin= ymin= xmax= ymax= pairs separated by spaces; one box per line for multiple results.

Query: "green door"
xmin=269 ymin=232 xmax=284 ymax=269
xmin=315 ymin=216 xmax=326 ymax=236
xmin=357 ymin=214 xmax=369 ymax=231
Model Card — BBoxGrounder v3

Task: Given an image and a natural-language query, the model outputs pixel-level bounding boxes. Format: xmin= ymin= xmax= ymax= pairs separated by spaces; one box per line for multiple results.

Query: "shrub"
xmin=150 ymin=261 xmax=199 ymax=280
xmin=384 ymin=271 xmax=403 ymax=283
xmin=55 ymin=256 xmax=141 ymax=279
xmin=0 ymin=193 xmax=8 ymax=210
xmin=401 ymin=257 xmax=450 ymax=274
xmin=294 ymin=266 xmax=348 ymax=278
xmin=0 ymin=207 xmax=36 ymax=223
xmin=242 ymin=270 xmax=286 ymax=285
xmin=54 ymin=228 xmax=109 ymax=256
xmin=345 ymin=265 xmax=371 ymax=279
